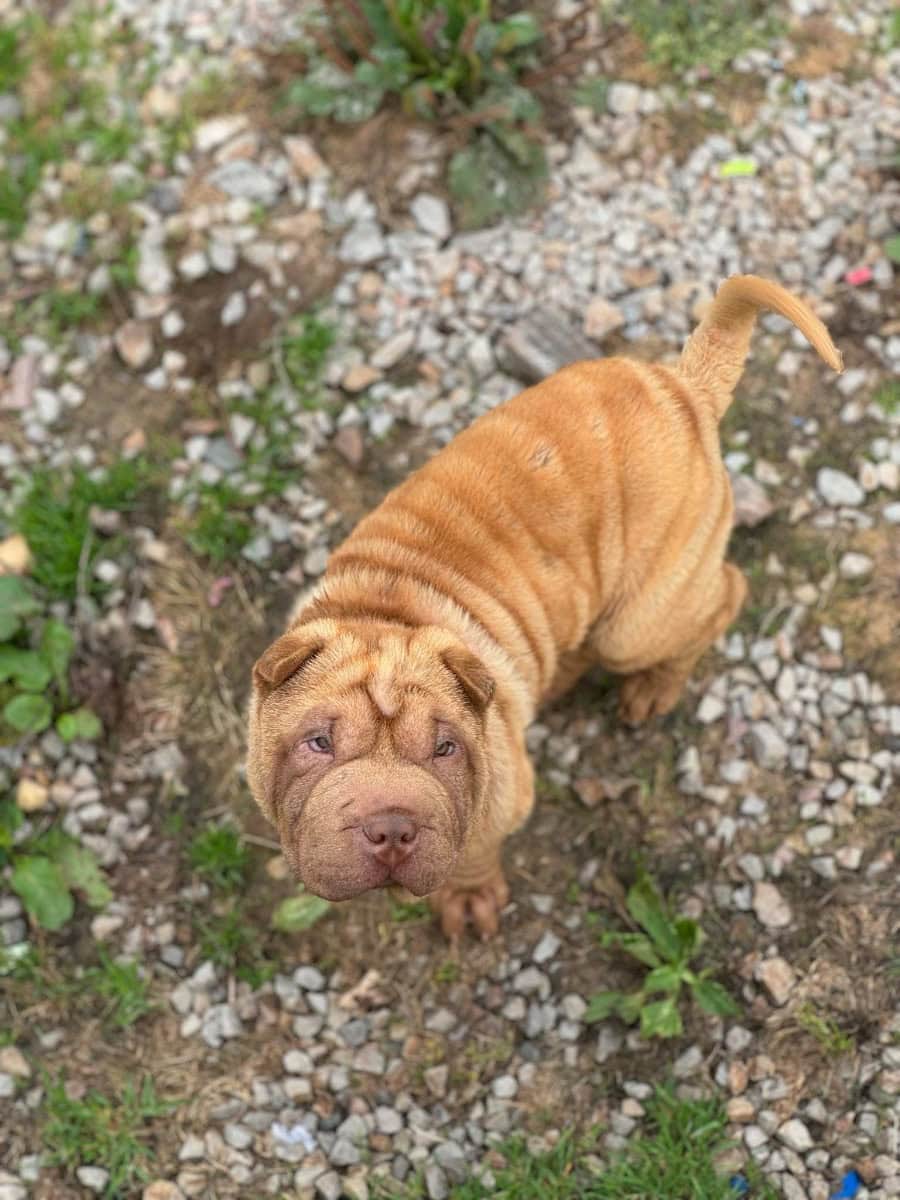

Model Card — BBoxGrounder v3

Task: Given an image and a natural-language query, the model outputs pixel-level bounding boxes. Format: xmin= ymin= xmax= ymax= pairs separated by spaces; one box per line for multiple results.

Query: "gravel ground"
xmin=1 ymin=1 xmax=899 ymax=1198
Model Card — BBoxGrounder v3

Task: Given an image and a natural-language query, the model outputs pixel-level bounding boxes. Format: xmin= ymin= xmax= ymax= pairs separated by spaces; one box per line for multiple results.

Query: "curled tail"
xmin=678 ymin=274 xmax=843 ymax=418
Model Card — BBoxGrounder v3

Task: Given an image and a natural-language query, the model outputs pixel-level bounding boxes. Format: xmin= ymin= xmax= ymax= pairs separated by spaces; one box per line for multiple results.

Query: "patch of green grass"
xmin=281 ymin=313 xmax=336 ymax=403
xmin=796 ymin=1004 xmax=855 ymax=1056
xmin=179 ymin=314 xmax=335 ymax=562
xmin=389 ymin=897 xmax=431 ymax=923
xmin=617 ymin=0 xmax=778 ymax=77
xmin=189 ymin=825 xmax=250 ymax=890
xmin=43 ymin=1072 xmax=175 ymax=1199
xmin=586 ymin=872 xmax=738 ymax=1039
xmin=82 ymin=951 xmax=153 ymax=1029
xmin=183 ymin=483 xmax=254 ymax=564
xmin=379 ymin=1086 xmax=777 ymax=1199
xmin=433 ymin=960 xmax=460 ymax=985
xmin=14 ymin=458 xmax=160 ymax=601
xmin=0 ymin=12 xmax=143 ymax=235
xmin=874 ymin=379 xmax=900 ymax=417
xmin=197 ymin=905 xmax=275 ymax=987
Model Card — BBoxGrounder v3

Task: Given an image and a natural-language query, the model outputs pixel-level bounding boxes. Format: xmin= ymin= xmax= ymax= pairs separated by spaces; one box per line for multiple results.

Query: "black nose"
xmin=361 ymin=812 xmax=419 ymax=870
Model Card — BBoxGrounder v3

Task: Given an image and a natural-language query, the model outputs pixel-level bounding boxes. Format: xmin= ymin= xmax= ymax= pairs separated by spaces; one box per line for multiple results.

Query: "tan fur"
xmin=247 ymin=274 xmax=842 ymax=939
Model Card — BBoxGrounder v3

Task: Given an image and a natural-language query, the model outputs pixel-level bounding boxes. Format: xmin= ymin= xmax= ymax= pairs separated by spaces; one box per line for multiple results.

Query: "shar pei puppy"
xmin=247 ymin=275 xmax=842 ymax=939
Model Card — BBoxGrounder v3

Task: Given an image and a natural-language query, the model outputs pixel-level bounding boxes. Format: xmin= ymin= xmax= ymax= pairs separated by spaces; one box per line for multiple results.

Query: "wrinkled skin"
xmin=247 ymin=620 xmax=499 ymax=927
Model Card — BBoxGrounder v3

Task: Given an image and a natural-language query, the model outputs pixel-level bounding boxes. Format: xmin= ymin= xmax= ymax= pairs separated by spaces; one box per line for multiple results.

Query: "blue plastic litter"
xmin=831 ymin=1170 xmax=862 ymax=1199
xmin=729 ymin=1176 xmax=750 ymax=1195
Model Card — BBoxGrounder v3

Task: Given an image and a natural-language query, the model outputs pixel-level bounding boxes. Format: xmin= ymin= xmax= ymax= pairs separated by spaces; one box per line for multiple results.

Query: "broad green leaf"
xmin=496 ymin=12 xmax=542 ymax=50
xmin=0 ymin=798 xmax=24 ymax=855
xmin=584 ymin=990 xmax=626 ymax=1023
xmin=10 ymin=855 xmax=74 ymax=930
xmin=0 ymin=610 xmax=22 ymax=640
xmin=0 ymin=648 xmax=52 ymax=692
xmin=643 ymin=964 xmax=684 ymax=995
xmin=40 ymin=619 xmax=74 ymax=697
xmin=691 ymin=976 xmax=740 ymax=1018
xmin=616 ymin=992 xmax=645 ymax=1025
xmin=56 ymin=707 xmax=102 ymax=743
xmin=272 ymin=891 xmax=331 ymax=933
xmin=885 ymin=235 xmax=900 ymax=265
xmin=3 ymin=692 xmax=53 ymax=734
xmin=674 ymin=916 xmax=704 ymax=958
xmin=0 ymin=575 xmax=41 ymax=619
xmin=52 ymin=839 xmax=112 ymax=908
xmin=601 ymin=930 xmax=662 ymax=969
xmin=640 ymin=996 xmax=683 ymax=1039
xmin=626 ymin=874 xmax=683 ymax=963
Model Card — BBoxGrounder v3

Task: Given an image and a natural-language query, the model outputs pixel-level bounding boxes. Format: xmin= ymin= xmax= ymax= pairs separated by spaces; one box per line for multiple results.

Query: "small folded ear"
xmin=442 ymin=645 xmax=495 ymax=713
xmin=253 ymin=629 xmax=325 ymax=695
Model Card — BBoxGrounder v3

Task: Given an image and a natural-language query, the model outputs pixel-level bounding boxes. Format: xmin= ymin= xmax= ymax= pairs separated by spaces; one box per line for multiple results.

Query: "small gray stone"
xmin=372 ymin=330 xmax=415 ymax=370
xmin=752 ymin=883 xmax=792 ymax=929
xmin=224 ymin=1123 xmax=254 ymax=1150
xmin=777 ymin=1119 xmax=813 ymax=1153
xmin=817 ymin=467 xmax=864 ymax=507
xmin=426 ymin=1007 xmax=457 ymax=1033
xmin=329 ymin=1138 xmax=360 ymax=1167
xmin=749 ymin=722 xmax=788 ymax=769
xmin=209 ymin=160 xmax=281 ymax=205
xmin=607 ymin=81 xmax=643 ymax=115
xmin=500 ymin=309 xmax=599 ymax=384
xmin=532 ymin=931 xmax=561 ymax=964
xmin=491 ymin=1075 xmax=518 ymax=1099
xmin=424 ymin=1164 xmax=449 ymax=1200
xmin=339 ymin=222 xmax=386 ymax=265
xmin=353 ymin=1045 xmax=386 ymax=1074
xmin=315 ymin=1170 xmax=343 ymax=1200
xmin=411 ymin=193 xmax=451 ymax=241
xmin=375 ymin=1107 xmax=403 ymax=1135
xmin=672 ymin=1044 xmax=704 ymax=1078
xmin=221 ymin=292 xmax=247 ymax=326
xmin=756 ymin=957 xmax=796 ymax=1006
xmin=838 ymin=552 xmax=873 ymax=579
xmin=294 ymin=966 xmax=326 ymax=990
xmin=731 ymin=473 xmax=775 ymax=528
xmin=433 ymin=1141 xmax=468 ymax=1182
xmin=76 ymin=1168 xmax=109 ymax=1194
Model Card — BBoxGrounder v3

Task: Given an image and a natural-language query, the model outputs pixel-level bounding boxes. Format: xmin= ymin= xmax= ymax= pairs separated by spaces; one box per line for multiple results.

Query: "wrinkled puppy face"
xmin=247 ymin=621 xmax=494 ymax=901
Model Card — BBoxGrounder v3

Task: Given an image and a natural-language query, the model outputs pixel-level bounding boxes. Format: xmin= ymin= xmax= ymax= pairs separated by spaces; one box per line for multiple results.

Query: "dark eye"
xmin=434 ymin=740 xmax=456 ymax=758
xmin=307 ymin=735 xmax=332 ymax=754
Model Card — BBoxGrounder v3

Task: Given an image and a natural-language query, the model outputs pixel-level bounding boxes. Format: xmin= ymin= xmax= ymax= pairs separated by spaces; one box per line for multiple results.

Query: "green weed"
xmin=434 ymin=960 xmax=460 ymax=985
xmin=0 ymin=12 xmax=142 ymax=234
xmin=795 ymin=1004 xmax=855 ymax=1056
xmin=390 ymin=896 xmax=431 ymax=923
xmin=2 ymin=812 xmax=111 ymax=932
xmin=189 ymin=825 xmax=250 ymax=890
xmin=287 ymin=2 xmax=548 ymax=228
xmin=281 ymin=313 xmax=336 ymax=402
xmin=182 ymin=483 xmax=254 ymax=564
xmin=617 ymin=0 xmax=778 ymax=76
xmin=15 ymin=458 xmax=159 ymax=600
xmin=585 ymin=872 xmax=739 ymax=1038
xmin=379 ymin=1086 xmax=776 ymax=1198
xmin=874 ymin=379 xmax=900 ymax=417
xmin=42 ymin=1072 xmax=175 ymax=1199
xmin=197 ymin=904 xmax=275 ymax=986
xmin=82 ymin=951 xmax=153 ymax=1028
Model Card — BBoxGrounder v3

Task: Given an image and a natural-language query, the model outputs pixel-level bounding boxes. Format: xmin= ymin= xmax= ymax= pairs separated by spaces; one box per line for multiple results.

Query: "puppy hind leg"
xmin=617 ymin=563 xmax=747 ymax=725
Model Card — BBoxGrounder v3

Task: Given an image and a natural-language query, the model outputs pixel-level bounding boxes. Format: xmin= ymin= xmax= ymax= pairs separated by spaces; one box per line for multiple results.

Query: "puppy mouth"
xmin=284 ymin=824 xmax=455 ymax=901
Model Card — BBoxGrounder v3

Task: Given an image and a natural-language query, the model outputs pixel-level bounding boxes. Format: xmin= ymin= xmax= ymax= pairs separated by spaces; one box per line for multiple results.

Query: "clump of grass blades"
xmin=42 ymin=1073 xmax=175 ymax=1199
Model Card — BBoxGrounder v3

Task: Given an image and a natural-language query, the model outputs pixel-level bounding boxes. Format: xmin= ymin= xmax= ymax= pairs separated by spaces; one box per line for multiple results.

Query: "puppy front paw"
xmin=619 ymin=666 xmax=686 ymax=724
xmin=430 ymin=867 xmax=510 ymax=941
